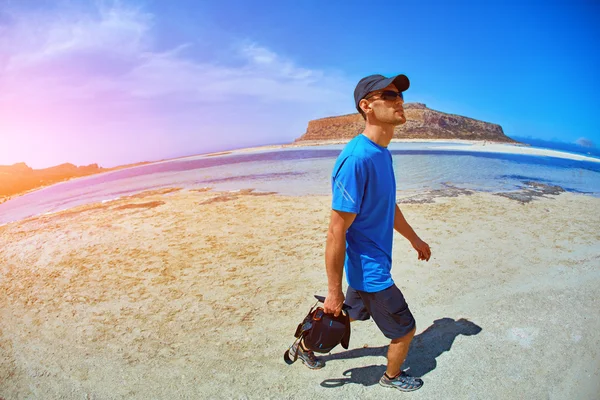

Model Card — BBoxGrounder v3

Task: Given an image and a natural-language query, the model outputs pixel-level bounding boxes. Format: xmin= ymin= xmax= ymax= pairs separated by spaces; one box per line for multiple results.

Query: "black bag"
xmin=284 ymin=295 xmax=351 ymax=364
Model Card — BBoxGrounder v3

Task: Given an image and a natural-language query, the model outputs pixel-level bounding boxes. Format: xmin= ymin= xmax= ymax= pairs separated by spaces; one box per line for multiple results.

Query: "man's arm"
xmin=323 ymin=209 xmax=356 ymax=317
xmin=395 ymin=204 xmax=431 ymax=261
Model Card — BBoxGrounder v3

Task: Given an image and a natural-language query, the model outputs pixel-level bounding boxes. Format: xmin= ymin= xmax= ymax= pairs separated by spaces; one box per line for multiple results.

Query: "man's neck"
xmin=362 ymin=122 xmax=395 ymax=148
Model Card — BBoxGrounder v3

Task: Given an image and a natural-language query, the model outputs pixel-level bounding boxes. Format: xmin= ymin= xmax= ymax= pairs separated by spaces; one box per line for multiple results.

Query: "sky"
xmin=0 ymin=0 xmax=598 ymax=168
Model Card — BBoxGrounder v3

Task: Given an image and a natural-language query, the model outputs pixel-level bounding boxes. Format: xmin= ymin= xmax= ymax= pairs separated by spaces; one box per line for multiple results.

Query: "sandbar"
xmin=199 ymin=139 xmax=600 ymax=164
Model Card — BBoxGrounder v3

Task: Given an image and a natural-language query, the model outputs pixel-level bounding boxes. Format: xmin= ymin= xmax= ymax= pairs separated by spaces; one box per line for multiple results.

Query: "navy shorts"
xmin=345 ymin=284 xmax=416 ymax=340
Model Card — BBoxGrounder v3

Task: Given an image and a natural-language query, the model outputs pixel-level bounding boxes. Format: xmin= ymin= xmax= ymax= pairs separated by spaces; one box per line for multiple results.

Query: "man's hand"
xmin=412 ymin=238 xmax=431 ymax=261
xmin=323 ymin=290 xmax=345 ymax=317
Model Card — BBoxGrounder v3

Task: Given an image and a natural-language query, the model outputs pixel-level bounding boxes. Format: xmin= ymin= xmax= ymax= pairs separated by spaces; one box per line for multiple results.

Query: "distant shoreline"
xmin=198 ymin=138 xmax=600 ymax=163
xmin=0 ymin=161 xmax=151 ymax=206
xmin=1 ymin=138 xmax=598 ymax=206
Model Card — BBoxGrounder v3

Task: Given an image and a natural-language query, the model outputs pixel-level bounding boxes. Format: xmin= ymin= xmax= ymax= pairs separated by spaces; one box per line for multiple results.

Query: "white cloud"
xmin=575 ymin=137 xmax=594 ymax=148
xmin=0 ymin=3 xmax=351 ymax=108
xmin=0 ymin=1 xmax=354 ymax=167
xmin=2 ymin=3 xmax=152 ymax=71
xmin=241 ymin=44 xmax=278 ymax=65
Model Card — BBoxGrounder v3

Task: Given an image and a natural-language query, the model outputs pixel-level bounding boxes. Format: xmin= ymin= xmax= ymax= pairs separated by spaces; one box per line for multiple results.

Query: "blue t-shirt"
xmin=331 ymin=134 xmax=397 ymax=292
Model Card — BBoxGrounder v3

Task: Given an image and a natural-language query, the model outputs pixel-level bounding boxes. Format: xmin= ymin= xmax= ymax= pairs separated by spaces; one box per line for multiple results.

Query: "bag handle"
xmin=313 ymin=295 xmax=352 ymax=311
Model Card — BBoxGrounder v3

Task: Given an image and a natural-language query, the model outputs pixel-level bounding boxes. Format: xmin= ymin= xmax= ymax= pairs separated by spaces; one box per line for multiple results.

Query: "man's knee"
xmin=390 ymin=326 xmax=416 ymax=344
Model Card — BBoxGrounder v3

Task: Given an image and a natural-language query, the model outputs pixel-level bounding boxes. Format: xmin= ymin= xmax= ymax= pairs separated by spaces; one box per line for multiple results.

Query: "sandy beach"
xmin=1 ymin=185 xmax=599 ymax=399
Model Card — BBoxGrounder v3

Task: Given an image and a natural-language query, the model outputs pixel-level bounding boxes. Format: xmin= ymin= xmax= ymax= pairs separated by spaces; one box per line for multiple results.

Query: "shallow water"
xmin=1 ymin=142 xmax=599 ymax=225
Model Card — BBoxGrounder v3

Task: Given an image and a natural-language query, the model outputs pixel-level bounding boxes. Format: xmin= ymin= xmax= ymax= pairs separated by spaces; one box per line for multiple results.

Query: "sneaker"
xmin=289 ymin=342 xmax=325 ymax=370
xmin=379 ymin=371 xmax=423 ymax=392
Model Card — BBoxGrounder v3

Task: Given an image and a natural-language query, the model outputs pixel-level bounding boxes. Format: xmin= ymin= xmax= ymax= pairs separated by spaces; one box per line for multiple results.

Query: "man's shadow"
xmin=320 ymin=317 xmax=482 ymax=388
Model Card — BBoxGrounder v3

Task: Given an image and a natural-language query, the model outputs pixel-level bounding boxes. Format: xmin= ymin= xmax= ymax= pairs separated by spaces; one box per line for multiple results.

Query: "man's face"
xmin=363 ymin=83 xmax=406 ymax=126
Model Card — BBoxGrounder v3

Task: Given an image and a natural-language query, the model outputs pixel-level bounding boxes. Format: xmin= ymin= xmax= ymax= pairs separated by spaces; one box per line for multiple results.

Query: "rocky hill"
xmin=0 ymin=161 xmax=149 ymax=203
xmin=295 ymin=103 xmax=517 ymax=143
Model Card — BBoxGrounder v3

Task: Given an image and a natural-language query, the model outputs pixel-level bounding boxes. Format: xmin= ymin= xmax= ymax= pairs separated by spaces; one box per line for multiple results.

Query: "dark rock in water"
xmin=397 ymin=181 xmax=566 ymax=204
xmin=398 ymin=185 xmax=474 ymax=204
xmin=494 ymin=181 xmax=566 ymax=203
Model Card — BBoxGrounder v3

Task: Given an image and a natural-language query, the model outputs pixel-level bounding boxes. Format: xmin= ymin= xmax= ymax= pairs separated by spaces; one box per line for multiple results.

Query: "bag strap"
xmin=284 ymin=300 xmax=320 ymax=364
xmin=284 ymin=336 xmax=301 ymax=364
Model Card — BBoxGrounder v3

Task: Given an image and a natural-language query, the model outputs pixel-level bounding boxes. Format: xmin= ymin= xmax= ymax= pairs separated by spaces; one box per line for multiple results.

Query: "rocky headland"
xmin=295 ymin=102 xmax=517 ymax=143
xmin=0 ymin=161 xmax=149 ymax=204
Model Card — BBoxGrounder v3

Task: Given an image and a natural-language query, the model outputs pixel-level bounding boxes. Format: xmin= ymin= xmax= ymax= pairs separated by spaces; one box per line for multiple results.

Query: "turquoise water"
xmin=1 ymin=142 xmax=599 ymax=225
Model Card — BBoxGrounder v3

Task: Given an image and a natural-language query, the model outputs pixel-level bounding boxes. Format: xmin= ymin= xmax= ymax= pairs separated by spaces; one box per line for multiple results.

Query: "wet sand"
xmin=1 ymin=188 xmax=599 ymax=399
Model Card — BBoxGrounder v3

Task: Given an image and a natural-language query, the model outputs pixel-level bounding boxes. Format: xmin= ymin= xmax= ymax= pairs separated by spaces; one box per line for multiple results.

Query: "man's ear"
xmin=359 ymin=98 xmax=371 ymax=116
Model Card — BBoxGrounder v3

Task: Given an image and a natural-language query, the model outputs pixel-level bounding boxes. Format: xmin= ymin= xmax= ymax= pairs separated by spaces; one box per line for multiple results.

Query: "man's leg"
xmin=354 ymin=285 xmax=423 ymax=390
xmin=385 ymin=326 xmax=416 ymax=377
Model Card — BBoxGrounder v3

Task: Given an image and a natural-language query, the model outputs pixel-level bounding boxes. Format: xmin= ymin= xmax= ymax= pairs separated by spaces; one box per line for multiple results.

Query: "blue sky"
xmin=0 ymin=0 xmax=598 ymax=167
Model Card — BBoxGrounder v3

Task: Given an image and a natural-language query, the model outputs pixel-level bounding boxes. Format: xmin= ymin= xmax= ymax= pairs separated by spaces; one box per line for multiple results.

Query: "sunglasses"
xmin=366 ymin=90 xmax=404 ymax=101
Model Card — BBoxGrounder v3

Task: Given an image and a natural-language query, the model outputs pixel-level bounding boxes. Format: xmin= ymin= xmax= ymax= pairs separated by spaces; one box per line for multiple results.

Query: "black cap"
xmin=354 ymin=74 xmax=410 ymax=113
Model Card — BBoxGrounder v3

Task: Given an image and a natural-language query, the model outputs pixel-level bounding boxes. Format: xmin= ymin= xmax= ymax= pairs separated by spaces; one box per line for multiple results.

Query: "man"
xmin=291 ymin=74 xmax=432 ymax=391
